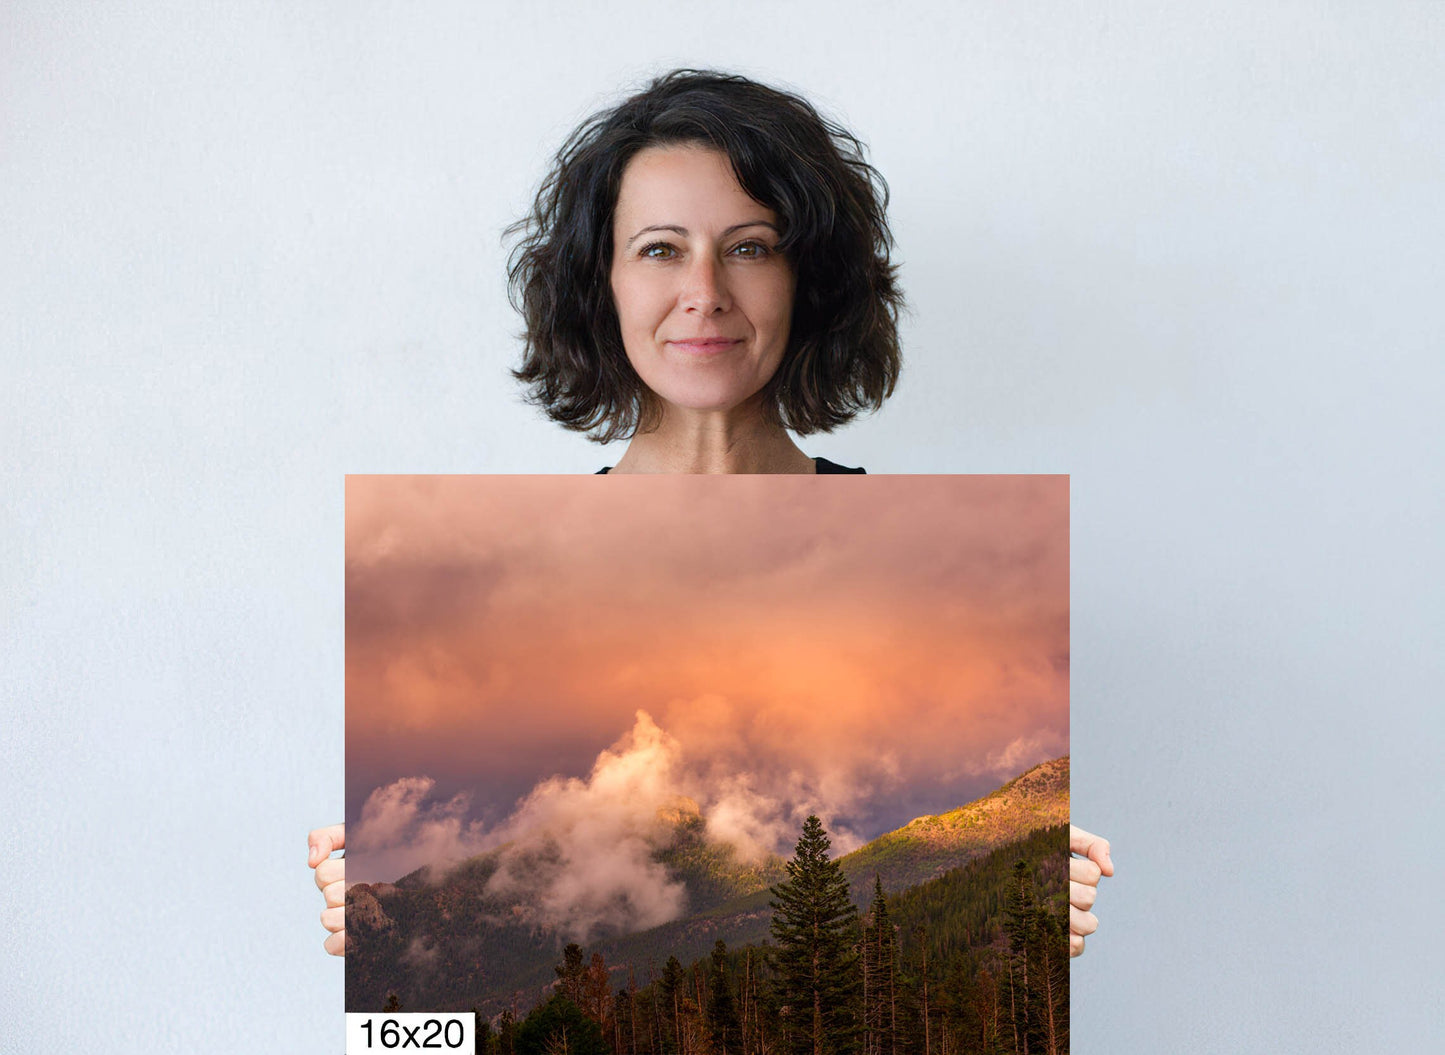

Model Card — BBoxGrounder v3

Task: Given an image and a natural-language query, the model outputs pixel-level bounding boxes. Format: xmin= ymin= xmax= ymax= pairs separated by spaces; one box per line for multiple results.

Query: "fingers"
xmin=321 ymin=879 xmax=345 ymax=910
xmin=314 ymin=856 xmax=346 ymax=893
xmin=1070 ymin=905 xmax=1098 ymax=940
xmin=1070 ymin=846 xmax=1105 ymax=953
xmin=308 ymin=824 xmax=345 ymax=869
xmin=1070 ymin=855 xmax=1101 ymax=886
xmin=1070 ymin=824 xmax=1113 ymax=877
xmin=310 ymin=824 xmax=349 ymax=958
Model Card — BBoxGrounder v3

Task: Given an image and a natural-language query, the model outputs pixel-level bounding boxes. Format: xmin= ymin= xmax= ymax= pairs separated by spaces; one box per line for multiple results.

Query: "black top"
xmin=596 ymin=457 xmax=865 ymax=475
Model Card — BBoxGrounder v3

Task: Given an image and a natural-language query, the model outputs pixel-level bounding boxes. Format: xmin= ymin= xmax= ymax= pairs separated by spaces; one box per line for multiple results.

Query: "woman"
xmin=309 ymin=68 xmax=1112 ymax=958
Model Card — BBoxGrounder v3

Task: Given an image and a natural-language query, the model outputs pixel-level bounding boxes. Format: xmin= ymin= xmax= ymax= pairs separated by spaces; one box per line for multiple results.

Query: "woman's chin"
xmin=643 ymin=374 xmax=771 ymax=420
xmin=654 ymin=387 xmax=768 ymax=420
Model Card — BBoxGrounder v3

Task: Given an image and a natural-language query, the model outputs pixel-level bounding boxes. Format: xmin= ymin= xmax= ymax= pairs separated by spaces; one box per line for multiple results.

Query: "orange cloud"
xmin=345 ymin=474 xmax=1068 ymax=873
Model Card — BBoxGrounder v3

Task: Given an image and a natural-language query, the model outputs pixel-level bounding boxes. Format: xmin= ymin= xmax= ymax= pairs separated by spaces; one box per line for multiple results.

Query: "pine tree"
xmin=498 ymin=1008 xmax=518 ymax=1055
xmin=969 ymin=965 xmax=1002 ymax=1055
xmin=862 ymin=875 xmax=899 ymax=1055
xmin=661 ymin=955 xmax=686 ymax=1055
xmin=914 ymin=924 xmax=931 ymax=1055
xmin=613 ymin=984 xmax=631 ymax=1055
xmin=583 ymin=952 xmax=612 ymax=1027
xmin=706 ymin=940 xmax=743 ymax=1055
xmin=623 ymin=971 xmax=642 ymax=1055
xmin=516 ymin=994 xmax=609 ymax=1055
xmin=769 ymin=815 xmax=862 ymax=1055
xmin=1029 ymin=906 xmax=1067 ymax=1055
xmin=556 ymin=943 xmax=587 ymax=1007
xmin=1004 ymin=861 xmax=1044 ymax=1055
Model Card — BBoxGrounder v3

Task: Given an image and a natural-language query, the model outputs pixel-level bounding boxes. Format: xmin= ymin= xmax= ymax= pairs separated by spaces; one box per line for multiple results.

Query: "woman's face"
xmin=609 ymin=144 xmax=795 ymax=419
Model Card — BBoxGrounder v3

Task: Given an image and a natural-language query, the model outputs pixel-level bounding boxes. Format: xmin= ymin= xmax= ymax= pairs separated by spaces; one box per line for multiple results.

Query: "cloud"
xmin=703 ymin=773 xmax=789 ymax=862
xmin=344 ymin=476 xmax=1069 ymax=854
xmin=401 ymin=936 xmax=440 ymax=972
xmin=351 ymin=775 xmax=490 ymax=884
xmin=984 ymin=732 xmax=1059 ymax=780
xmin=353 ymin=709 xmax=902 ymax=939
xmin=483 ymin=712 xmax=689 ymax=942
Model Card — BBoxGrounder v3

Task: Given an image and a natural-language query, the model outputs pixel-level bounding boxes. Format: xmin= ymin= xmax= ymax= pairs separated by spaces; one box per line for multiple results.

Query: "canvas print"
xmin=346 ymin=474 xmax=1070 ymax=1054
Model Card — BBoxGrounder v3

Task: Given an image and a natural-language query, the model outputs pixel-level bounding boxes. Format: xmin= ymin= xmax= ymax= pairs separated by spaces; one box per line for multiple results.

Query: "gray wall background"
xmin=3 ymin=2 xmax=1441 ymax=1050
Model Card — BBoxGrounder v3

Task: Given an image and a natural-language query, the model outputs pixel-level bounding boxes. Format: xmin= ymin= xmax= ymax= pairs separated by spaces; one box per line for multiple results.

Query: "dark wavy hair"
xmin=507 ymin=69 xmax=903 ymax=443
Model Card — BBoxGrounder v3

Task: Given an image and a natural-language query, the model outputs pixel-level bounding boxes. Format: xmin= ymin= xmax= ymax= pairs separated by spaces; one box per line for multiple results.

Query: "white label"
xmin=345 ymin=1012 xmax=473 ymax=1052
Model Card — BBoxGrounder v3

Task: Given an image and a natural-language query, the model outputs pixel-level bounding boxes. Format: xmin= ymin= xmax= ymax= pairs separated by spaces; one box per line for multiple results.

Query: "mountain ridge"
xmin=346 ymin=755 xmax=1070 ymax=1012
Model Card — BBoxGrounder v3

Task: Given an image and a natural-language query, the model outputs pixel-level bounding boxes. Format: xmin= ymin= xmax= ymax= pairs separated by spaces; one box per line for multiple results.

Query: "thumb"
xmin=1070 ymin=824 xmax=1114 ymax=877
xmin=308 ymin=824 xmax=345 ymax=868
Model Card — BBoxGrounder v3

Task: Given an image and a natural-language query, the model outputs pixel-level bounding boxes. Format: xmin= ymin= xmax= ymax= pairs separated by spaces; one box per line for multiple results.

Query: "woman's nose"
xmin=679 ymin=255 xmax=731 ymax=314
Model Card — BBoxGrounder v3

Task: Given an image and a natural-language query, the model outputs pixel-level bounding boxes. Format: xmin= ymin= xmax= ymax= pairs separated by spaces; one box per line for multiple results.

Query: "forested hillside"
xmin=347 ymin=758 xmax=1072 ymax=1049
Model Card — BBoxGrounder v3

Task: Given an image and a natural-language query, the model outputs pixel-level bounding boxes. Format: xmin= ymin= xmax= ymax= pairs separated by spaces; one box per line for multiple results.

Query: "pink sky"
xmin=345 ymin=474 xmax=1067 ymax=882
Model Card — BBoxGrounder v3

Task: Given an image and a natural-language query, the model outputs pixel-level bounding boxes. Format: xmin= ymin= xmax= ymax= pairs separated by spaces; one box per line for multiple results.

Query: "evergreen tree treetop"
xmin=769 ymin=815 xmax=862 ymax=1055
xmin=770 ymin=816 xmax=858 ymax=945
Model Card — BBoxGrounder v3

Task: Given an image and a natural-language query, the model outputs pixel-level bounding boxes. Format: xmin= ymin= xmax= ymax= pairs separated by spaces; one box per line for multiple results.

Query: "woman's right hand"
xmin=308 ymin=824 xmax=346 ymax=956
xmin=1069 ymin=824 xmax=1113 ymax=957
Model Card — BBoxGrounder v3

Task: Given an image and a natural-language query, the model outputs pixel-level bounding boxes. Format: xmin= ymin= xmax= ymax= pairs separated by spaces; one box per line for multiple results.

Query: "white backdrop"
xmin=3 ymin=2 xmax=1442 ymax=1050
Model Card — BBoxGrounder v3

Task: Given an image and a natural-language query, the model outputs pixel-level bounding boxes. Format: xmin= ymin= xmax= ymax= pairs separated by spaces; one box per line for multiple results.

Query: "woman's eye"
xmin=640 ymin=242 xmax=676 ymax=259
xmin=731 ymin=241 xmax=770 ymax=258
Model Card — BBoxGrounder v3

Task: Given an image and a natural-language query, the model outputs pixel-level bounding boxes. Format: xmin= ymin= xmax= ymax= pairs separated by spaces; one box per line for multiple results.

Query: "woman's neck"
xmin=609 ymin=403 xmax=815 ymax=475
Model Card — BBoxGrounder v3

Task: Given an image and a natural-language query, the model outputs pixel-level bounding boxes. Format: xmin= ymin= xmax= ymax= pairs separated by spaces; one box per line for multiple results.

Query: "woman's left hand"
xmin=308 ymin=824 xmax=347 ymax=956
xmin=1069 ymin=824 xmax=1113 ymax=957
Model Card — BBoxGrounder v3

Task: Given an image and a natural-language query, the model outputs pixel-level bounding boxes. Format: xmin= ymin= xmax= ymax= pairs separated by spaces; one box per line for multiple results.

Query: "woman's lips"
xmin=666 ymin=338 xmax=741 ymax=355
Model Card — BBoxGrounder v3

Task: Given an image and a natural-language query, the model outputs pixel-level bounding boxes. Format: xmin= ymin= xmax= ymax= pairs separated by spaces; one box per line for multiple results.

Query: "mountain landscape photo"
xmin=345 ymin=474 xmax=1071 ymax=1054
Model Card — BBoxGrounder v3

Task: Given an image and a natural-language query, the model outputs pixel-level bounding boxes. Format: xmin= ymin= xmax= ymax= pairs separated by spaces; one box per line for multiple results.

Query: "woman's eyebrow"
xmin=623 ymin=220 xmax=779 ymax=249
